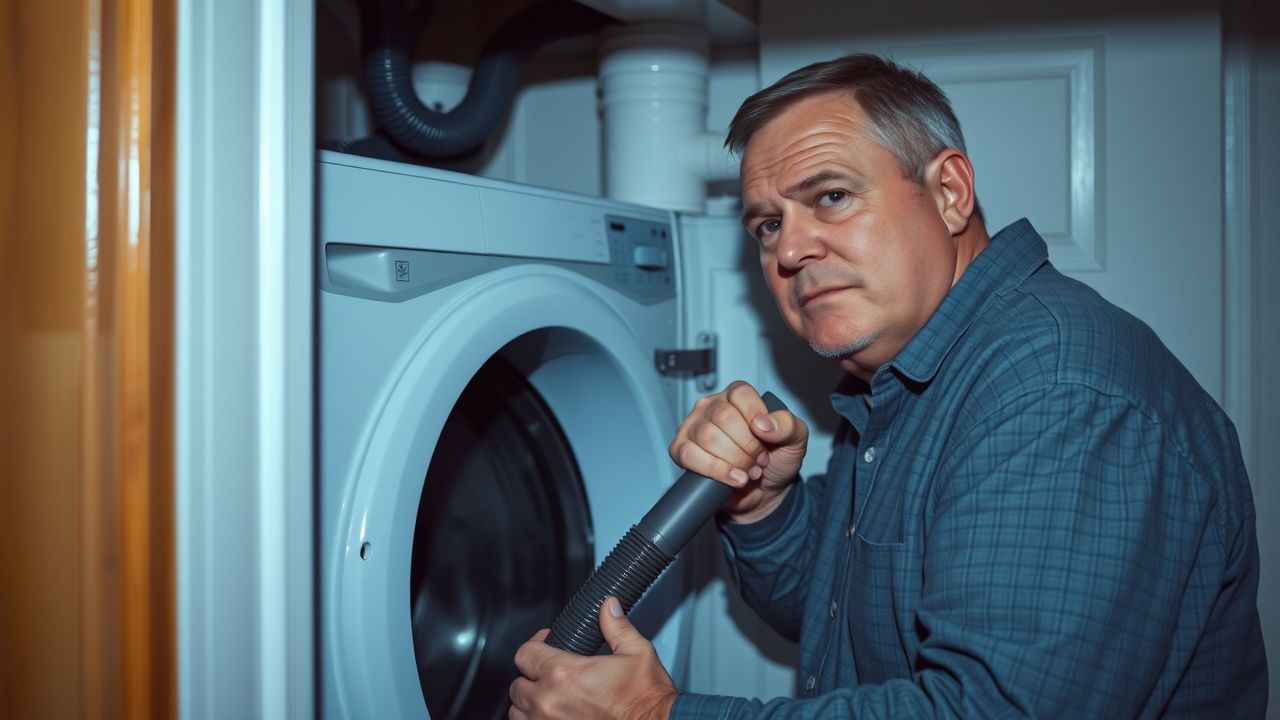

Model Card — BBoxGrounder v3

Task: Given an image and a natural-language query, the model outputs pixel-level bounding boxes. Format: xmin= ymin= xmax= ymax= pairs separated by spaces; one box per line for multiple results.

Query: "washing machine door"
xmin=409 ymin=354 xmax=594 ymax=719
xmin=326 ymin=265 xmax=690 ymax=719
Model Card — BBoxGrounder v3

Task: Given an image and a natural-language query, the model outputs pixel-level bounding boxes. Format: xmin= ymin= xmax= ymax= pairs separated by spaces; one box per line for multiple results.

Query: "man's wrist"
xmin=724 ymin=484 xmax=793 ymax=525
xmin=633 ymin=687 xmax=676 ymax=720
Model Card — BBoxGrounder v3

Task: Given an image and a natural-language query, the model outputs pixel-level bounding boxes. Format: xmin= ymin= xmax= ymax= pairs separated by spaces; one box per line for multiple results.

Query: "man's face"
xmin=740 ymin=90 xmax=961 ymax=379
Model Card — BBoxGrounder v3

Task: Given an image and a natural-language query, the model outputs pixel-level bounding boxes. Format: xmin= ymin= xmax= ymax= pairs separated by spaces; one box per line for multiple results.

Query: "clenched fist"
xmin=668 ymin=381 xmax=808 ymax=524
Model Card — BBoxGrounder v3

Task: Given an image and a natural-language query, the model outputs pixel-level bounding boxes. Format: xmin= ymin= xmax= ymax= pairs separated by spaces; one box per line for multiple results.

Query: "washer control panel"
xmin=606 ymin=214 xmax=675 ymax=300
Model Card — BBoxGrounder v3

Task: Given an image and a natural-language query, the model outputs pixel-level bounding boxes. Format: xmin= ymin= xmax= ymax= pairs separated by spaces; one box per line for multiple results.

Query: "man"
xmin=509 ymin=54 xmax=1268 ymax=718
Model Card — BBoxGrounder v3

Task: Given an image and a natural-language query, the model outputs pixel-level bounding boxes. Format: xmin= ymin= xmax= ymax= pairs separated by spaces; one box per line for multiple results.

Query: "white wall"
xmin=478 ymin=54 xmax=604 ymax=196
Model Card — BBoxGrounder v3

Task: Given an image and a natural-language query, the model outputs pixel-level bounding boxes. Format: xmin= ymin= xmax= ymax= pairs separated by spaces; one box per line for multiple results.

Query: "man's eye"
xmin=818 ymin=190 xmax=846 ymax=207
xmin=755 ymin=219 xmax=781 ymax=239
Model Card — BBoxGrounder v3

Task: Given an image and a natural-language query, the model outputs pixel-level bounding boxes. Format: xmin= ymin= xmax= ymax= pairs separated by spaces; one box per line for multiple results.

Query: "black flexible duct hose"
xmin=546 ymin=392 xmax=788 ymax=655
xmin=359 ymin=0 xmax=615 ymax=159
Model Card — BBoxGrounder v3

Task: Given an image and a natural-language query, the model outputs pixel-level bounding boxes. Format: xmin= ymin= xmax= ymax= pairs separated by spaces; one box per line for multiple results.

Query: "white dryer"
xmin=318 ymin=151 xmax=695 ymax=719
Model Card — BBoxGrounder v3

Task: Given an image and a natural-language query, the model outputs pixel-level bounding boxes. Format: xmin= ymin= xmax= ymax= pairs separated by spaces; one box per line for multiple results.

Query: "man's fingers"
xmin=724 ymin=380 xmax=768 ymax=417
xmin=759 ymin=409 xmax=808 ymax=446
xmin=509 ymin=676 xmax=533 ymax=716
xmin=681 ymin=392 xmax=767 ymax=457
xmin=706 ymin=398 xmax=768 ymax=455
xmin=598 ymin=597 xmax=649 ymax=656
xmin=667 ymin=385 xmax=771 ymax=477
xmin=668 ymin=382 xmax=810 ymax=490
xmin=689 ymin=415 xmax=761 ymax=471
xmin=513 ymin=629 xmax=554 ymax=680
xmin=724 ymin=383 xmax=805 ymax=448
xmin=670 ymin=439 xmax=752 ymax=487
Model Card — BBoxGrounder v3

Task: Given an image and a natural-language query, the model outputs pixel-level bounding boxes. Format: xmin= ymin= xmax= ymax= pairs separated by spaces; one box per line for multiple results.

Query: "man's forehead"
xmin=743 ymin=90 xmax=863 ymax=153
xmin=741 ymin=93 xmax=868 ymax=172
xmin=740 ymin=96 xmax=870 ymax=191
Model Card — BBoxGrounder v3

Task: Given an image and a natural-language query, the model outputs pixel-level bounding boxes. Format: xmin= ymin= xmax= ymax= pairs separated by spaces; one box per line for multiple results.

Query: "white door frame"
xmin=175 ymin=1 xmax=315 ymax=717
xmin=1224 ymin=3 xmax=1277 ymax=714
xmin=1223 ymin=1 xmax=1256 ymax=476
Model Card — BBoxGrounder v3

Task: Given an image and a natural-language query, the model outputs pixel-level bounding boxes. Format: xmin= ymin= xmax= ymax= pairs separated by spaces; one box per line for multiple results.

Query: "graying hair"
xmin=727 ymin=54 xmax=983 ymax=220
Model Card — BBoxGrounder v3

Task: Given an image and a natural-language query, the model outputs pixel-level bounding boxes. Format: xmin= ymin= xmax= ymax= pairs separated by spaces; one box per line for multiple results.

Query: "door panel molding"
xmin=887 ymin=37 xmax=1106 ymax=272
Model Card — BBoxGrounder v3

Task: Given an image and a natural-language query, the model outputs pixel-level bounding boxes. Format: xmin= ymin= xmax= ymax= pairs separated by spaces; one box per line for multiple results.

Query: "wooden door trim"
xmin=88 ymin=0 xmax=176 ymax=716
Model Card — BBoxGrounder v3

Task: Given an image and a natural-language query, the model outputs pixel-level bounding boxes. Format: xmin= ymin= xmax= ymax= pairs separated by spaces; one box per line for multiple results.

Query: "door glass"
xmin=410 ymin=356 xmax=593 ymax=720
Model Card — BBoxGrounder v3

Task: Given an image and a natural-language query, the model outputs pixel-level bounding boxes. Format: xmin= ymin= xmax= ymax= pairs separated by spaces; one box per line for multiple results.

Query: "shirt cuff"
xmin=716 ymin=478 xmax=805 ymax=550
xmin=670 ymin=692 xmax=756 ymax=719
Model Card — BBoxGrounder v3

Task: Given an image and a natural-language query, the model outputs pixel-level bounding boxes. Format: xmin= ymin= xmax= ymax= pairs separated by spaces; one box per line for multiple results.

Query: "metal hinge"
xmin=655 ymin=332 xmax=717 ymax=391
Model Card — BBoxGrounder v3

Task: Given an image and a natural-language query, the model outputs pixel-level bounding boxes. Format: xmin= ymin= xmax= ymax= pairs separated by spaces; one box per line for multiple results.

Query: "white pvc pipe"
xmin=682 ymin=130 xmax=738 ymax=183
xmin=599 ymin=24 xmax=738 ymax=213
xmin=411 ymin=61 xmax=470 ymax=113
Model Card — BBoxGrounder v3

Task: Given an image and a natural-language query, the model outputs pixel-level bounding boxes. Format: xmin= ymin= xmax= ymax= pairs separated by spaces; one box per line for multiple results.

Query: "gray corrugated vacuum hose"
xmin=546 ymin=392 xmax=788 ymax=655
xmin=359 ymin=0 xmax=615 ymax=159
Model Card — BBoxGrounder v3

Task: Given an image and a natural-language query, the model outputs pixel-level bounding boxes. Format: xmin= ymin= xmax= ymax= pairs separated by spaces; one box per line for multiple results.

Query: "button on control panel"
xmin=632 ymin=245 xmax=669 ymax=271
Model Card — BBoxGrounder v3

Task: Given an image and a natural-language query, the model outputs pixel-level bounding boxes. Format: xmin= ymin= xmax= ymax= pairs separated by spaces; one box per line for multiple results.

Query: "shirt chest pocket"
xmin=848 ymin=534 xmax=913 ymax=683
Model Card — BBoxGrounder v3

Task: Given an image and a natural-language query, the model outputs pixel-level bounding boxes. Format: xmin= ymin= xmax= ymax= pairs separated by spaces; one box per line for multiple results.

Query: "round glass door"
xmin=410 ymin=355 xmax=594 ymax=719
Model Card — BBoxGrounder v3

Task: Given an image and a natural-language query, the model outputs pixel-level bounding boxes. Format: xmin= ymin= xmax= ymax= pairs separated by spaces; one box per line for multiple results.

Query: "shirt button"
xmin=805 ymin=675 xmax=816 ymax=692
xmin=864 ymin=446 xmax=876 ymax=463
xmin=829 ymin=599 xmax=838 ymax=618
xmin=845 ymin=524 xmax=853 ymax=539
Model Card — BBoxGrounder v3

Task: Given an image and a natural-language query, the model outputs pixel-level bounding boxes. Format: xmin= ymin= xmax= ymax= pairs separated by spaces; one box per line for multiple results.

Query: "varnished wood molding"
xmin=99 ymin=0 xmax=176 ymax=716
xmin=0 ymin=0 xmax=175 ymax=716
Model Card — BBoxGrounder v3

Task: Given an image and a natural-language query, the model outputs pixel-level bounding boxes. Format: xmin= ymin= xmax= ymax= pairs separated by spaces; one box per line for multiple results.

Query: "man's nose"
xmin=775 ymin=214 xmax=826 ymax=271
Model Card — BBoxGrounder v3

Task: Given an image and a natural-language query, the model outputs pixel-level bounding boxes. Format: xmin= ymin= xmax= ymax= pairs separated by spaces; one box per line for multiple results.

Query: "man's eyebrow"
xmin=741 ymin=201 xmax=771 ymax=228
xmin=784 ymin=170 xmax=851 ymax=196
xmin=740 ymin=170 xmax=854 ymax=227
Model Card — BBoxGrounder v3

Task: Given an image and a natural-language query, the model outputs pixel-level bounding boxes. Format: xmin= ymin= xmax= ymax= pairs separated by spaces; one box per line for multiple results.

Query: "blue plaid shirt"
xmin=672 ymin=220 xmax=1267 ymax=718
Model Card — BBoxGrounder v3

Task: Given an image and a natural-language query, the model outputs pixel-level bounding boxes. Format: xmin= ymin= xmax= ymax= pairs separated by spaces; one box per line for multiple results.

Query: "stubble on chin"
xmin=809 ymin=330 xmax=881 ymax=360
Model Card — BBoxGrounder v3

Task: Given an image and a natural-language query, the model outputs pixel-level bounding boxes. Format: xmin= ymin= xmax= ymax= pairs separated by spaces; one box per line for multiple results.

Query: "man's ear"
xmin=926 ymin=149 xmax=977 ymax=236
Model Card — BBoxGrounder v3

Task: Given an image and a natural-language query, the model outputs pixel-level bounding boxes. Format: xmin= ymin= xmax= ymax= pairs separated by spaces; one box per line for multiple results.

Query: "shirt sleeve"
xmin=916 ymin=382 xmax=1221 ymax=717
xmin=715 ymin=474 xmax=817 ymax=641
xmin=672 ymin=382 xmax=1231 ymax=719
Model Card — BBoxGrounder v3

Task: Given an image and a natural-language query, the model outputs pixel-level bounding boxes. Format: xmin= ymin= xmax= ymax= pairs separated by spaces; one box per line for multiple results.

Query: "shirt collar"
xmin=828 ymin=219 xmax=1048 ymax=430
xmin=884 ymin=218 xmax=1049 ymax=385
xmin=830 ymin=372 xmax=872 ymax=432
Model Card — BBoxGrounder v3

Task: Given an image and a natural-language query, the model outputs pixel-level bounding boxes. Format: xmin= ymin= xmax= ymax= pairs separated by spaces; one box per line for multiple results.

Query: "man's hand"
xmin=509 ymin=597 xmax=676 ymax=720
xmin=669 ymin=380 xmax=809 ymax=523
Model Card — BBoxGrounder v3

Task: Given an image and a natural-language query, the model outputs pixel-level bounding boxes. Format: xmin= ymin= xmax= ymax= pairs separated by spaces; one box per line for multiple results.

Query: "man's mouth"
xmin=799 ymin=286 xmax=849 ymax=308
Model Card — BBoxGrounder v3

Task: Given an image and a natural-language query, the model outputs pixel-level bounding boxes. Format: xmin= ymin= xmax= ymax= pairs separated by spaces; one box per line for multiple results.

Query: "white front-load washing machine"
xmin=318 ymin=151 xmax=695 ymax=719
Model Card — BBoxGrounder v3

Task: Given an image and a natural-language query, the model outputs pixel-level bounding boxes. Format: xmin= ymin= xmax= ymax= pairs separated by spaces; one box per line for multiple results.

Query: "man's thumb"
xmin=599 ymin=597 xmax=646 ymax=655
